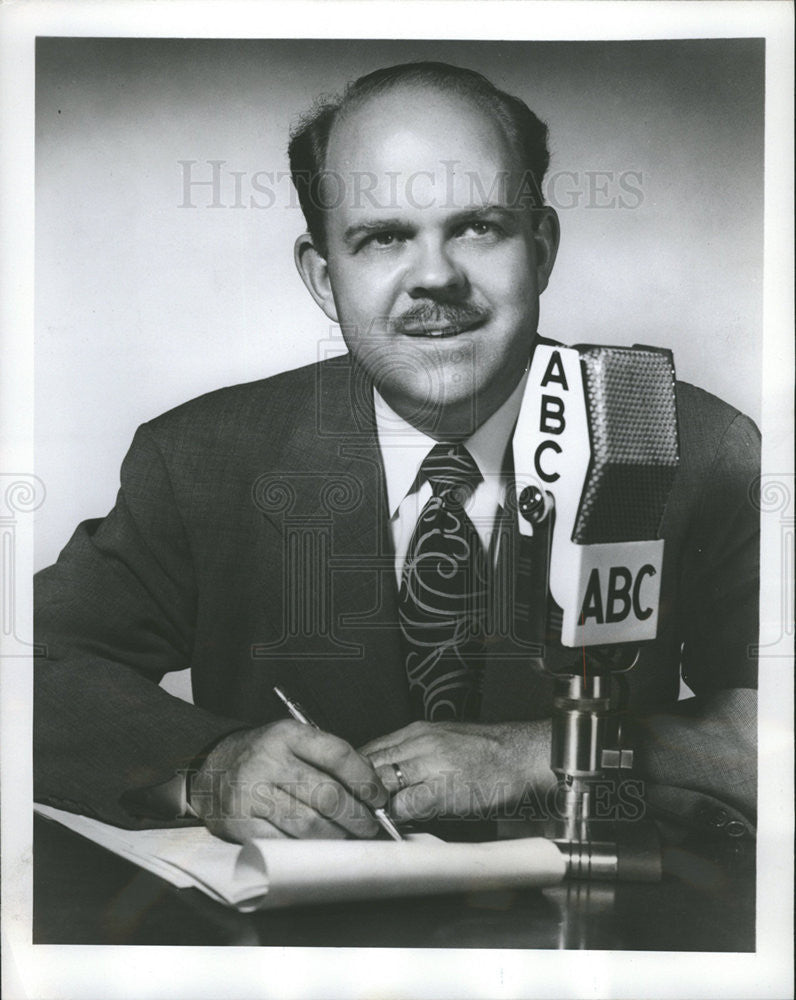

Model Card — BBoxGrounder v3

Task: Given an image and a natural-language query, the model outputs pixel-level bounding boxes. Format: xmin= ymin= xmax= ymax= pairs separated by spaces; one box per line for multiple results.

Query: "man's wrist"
xmin=185 ymin=728 xmax=251 ymax=817
xmin=119 ymin=769 xmax=198 ymax=820
xmin=119 ymin=728 xmax=250 ymax=821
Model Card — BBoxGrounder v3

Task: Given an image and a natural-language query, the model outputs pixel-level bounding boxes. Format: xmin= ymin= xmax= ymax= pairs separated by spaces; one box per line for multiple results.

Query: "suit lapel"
xmin=257 ymin=355 xmax=411 ymax=744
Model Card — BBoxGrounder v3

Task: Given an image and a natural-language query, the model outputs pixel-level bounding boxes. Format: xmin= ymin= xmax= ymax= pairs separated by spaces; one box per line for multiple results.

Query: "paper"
xmin=236 ymin=833 xmax=566 ymax=909
xmin=34 ymin=804 xmax=242 ymax=904
xmin=35 ymin=803 xmax=566 ymax=911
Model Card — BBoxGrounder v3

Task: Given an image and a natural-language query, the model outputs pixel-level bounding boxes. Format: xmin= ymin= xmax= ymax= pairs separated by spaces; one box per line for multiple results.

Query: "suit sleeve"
xmin=630 ymin=410 xmax=760 ymax=831
xmin=34 ymin=424 xmax=248 ymax=828
xmin=680 ymin=411 xmax=760 ymax=694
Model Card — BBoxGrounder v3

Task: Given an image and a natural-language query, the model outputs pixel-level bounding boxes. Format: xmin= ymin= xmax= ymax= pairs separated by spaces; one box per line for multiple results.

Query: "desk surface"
xmin=33 ymin=814 xmax=755 ymax=950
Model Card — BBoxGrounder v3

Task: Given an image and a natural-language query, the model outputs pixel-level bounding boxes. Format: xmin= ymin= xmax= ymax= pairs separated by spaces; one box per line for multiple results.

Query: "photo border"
xmin=2 ymin=3 xmax=793 ymax=999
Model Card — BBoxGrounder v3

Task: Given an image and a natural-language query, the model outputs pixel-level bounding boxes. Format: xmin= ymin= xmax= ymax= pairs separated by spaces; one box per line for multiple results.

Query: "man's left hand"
xmin=359 ymin=720 xmax=554 ymax=823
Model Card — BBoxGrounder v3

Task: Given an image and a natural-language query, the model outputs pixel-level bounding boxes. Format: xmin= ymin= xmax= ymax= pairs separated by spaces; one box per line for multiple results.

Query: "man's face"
xmin=296 ymin=85 xmax=559 ymax=438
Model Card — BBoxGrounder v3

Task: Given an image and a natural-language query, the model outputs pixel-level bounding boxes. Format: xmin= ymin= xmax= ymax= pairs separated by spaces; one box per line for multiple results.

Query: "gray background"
xmin=36 ymin=37 xmax=764 ymax=571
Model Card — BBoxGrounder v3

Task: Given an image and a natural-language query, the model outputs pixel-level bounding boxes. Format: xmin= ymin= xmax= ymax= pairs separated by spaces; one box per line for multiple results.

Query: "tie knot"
xmin=422 ymin=443 xmax=482 ymax=503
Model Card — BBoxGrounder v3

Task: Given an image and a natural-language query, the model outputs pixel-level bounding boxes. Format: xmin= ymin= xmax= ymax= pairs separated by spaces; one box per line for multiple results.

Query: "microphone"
xmin=512 ymin=342 xmax=679 ymax=653
xmin=510 ymin=342 xmax=679 ymax=880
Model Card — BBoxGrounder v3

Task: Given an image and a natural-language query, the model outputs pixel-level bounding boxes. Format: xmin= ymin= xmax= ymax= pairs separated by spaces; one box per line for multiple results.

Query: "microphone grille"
xmin=573 ymin=345 xmax=679 ymax=543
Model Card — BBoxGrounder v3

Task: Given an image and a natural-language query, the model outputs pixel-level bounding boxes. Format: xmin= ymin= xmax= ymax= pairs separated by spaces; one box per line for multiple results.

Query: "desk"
xmin=33 ymin=814 xmax=755 ymax=950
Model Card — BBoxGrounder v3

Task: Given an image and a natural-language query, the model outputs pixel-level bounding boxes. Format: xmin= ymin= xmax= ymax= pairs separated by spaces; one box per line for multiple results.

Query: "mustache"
xmin=392 ymin=302 xmax=489 ymax=335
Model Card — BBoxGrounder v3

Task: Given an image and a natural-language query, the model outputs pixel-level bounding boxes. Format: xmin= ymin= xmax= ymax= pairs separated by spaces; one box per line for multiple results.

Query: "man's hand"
xmin=360 ymin=720 xmax=555 ymax=823
xmin=189 ymin=721 xmax=389 ymax=843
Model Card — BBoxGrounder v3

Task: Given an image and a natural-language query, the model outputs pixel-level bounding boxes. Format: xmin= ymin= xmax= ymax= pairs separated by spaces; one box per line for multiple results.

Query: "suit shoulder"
xmin=147 ymin=362 xmax=322 ymax=429
xmin=676 ymin=381 xmax=760 ymax=453
xmin=137 ymin=362 xmax=331 ymax=458
xmin=130 ymin=360 xmax=337 ymax=470
xmin=672 ymin=381 xmax=760 ymax=516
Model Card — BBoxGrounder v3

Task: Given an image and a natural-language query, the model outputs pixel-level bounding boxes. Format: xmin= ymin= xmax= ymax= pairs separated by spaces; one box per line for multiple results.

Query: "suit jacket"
xmin=34 ymin=353 xmax=760 ymax=830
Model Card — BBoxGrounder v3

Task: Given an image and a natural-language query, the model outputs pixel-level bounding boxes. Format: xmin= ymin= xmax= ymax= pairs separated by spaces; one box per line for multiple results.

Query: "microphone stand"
xmin=518 ymin=485 xmax=662 ymax=882
xmin=547 ymin=667 xmax=660 ymax=881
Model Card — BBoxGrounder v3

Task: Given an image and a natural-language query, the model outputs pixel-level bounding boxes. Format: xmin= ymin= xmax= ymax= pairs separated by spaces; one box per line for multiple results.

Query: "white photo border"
xmin=1 ymin=3 xmax=793 ymax=999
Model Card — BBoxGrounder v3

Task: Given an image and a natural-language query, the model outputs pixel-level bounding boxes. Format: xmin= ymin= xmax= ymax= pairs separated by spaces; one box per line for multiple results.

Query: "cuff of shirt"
xmin=120 ymin=770 xmax=199 ymax=820
xmin=119 ymin=728 xmax=251 ymax=821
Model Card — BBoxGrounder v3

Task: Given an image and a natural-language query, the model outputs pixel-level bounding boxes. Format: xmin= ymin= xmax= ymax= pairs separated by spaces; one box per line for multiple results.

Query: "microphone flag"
xmin=512 ymin=343 xmax=679 ymax=648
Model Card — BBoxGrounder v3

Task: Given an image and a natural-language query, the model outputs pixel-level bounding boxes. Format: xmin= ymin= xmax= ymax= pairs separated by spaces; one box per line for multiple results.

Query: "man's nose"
xmin=406 ymin=237 xmax=468 ymax=299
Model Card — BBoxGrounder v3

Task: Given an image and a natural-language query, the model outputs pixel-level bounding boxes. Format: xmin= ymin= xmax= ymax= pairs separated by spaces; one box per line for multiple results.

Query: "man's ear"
xmin=533 ymin=207 xmax=560 ymax=294
xmin=294 ymin=233 xmax=338 ymax=323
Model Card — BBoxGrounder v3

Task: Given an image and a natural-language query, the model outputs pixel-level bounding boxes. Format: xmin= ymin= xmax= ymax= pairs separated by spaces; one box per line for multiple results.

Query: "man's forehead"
xmin=332 ymin=86 xmax=513 ymax=162
xmin=322 ymin=85 xmax=524 ymax=216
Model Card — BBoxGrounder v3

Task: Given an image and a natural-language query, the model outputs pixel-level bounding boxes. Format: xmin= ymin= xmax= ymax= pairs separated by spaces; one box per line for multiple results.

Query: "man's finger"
xmin=367 ymin=747 xmax=406 ymax=771
xmin=289 ymin=726 xmax=389 ymax=808
xmin=203 ymin=814 xmax=289 ymax=845
xmin=271 ymin=771 xmax=380 ymax=839
xmin=359 ymin=721 xmax=431 ymax=757
xmin=359 ymin=736 xmax=403 ymax=757
xmin=251 ymin=782 xmax=362 ymax=839
xmin=389 ymin=782 xmax=441 ymax=823
xmin=374 ymin=758 xmax=422 ymax=795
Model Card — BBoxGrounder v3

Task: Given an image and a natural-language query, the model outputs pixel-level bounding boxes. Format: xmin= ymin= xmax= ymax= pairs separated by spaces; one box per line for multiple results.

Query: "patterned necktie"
xmin=399 ymin=442 xmax=488 ymax=721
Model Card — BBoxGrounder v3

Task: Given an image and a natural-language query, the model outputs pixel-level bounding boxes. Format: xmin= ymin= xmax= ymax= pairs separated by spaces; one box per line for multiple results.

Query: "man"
xmin=34 ymin=62 xmax=759 ymax=843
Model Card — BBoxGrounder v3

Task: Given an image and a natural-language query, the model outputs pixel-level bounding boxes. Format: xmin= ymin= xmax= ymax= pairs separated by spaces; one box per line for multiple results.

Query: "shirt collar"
xmin=374 ymin=373 xmax=529 ymax=519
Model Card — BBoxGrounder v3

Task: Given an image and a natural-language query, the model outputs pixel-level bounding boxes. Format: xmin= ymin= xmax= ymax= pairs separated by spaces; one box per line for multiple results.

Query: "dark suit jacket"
xmin=34 ymin=353 xmax=760 ymax=829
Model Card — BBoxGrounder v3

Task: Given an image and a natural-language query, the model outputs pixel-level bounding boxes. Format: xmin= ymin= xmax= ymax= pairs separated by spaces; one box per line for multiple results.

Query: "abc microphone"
xmin=512 ymin=342 xmax=679 ymax=880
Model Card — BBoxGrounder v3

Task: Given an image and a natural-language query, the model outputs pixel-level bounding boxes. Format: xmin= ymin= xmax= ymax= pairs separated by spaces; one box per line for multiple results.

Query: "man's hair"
xmin=288 ymin=61 xmax=550 ymax=257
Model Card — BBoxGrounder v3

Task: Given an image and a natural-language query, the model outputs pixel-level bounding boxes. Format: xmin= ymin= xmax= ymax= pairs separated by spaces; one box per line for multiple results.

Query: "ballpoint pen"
xmin=273 ymin=685 xmax=404 ymax=842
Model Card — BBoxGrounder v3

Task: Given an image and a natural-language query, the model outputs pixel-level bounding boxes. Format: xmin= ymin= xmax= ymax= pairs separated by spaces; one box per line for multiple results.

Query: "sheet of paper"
xmin=35 ymin=803 xmax=566 ymax=911
xmin=34 ymin=804 xmax=240 ymax=902
xmin=235 ymin=832 xmax=566 ymax=910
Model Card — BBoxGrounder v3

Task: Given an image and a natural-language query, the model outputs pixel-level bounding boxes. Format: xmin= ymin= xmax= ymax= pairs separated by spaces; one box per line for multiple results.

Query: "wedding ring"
xmin=391 ymin=762 xmax=408 ymax=791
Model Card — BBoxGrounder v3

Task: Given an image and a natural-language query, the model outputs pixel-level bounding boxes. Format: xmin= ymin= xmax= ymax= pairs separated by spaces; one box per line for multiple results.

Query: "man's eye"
xmin=459 ymin=220 xmax=501 ymax=238
xmin=368 ymin=232 xmax=402 ymax=247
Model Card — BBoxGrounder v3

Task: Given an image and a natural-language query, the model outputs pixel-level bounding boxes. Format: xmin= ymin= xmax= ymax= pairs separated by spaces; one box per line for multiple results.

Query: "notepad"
xmin=35 ymin=803 xmax=566 ymax=910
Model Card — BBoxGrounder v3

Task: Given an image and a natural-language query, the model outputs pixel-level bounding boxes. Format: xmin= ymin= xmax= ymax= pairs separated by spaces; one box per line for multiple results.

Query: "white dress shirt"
xmin=374 ymin=374 xmax=529 ymax=586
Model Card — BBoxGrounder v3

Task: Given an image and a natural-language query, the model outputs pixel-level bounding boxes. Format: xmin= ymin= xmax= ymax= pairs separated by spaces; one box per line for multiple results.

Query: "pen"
xmin=273 ymin=685 xmax=404 ymax=842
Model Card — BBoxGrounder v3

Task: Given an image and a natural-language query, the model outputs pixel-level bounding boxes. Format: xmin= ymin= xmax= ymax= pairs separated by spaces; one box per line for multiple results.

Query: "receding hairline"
xmin=321 ymin=77 xmax=528 ymax=175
